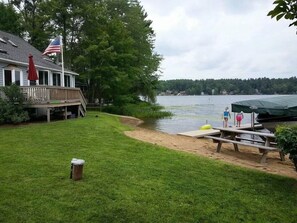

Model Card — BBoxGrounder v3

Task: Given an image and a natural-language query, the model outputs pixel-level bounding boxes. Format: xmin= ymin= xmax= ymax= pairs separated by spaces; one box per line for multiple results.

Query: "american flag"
xmin=42 ymin=36 xmax=61 ymax=55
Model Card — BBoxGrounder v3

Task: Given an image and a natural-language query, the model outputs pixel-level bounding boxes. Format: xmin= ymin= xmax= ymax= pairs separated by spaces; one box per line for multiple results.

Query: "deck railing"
xmin=0 ymin=86 xmax=87 ymax=116
xmin=20 ymin=86 xmax=86 ymax=111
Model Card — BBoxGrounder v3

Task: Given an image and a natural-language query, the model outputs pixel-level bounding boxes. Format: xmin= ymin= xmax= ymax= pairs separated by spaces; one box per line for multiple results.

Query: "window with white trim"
xmin=15 ymin=70 xmax=21 ymax=85
xmin=53 ymin=73 xmax=61 ymax=86
xmin=38 ymin=71 xmax=49 ymax=85
xmin=64 ymin=75 xmax=70 ymax=87
xmin=3 ymin=68 xmax=22 ymax=86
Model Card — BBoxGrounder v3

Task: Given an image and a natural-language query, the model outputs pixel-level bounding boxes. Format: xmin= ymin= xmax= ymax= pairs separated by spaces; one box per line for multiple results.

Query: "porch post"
xmin=47 ymin=107 xmax=50 ymax=122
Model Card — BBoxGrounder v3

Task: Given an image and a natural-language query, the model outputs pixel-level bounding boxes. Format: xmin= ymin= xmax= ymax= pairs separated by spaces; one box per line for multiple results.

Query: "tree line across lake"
xmin=157 ymin=77 xmax=297 ymax=95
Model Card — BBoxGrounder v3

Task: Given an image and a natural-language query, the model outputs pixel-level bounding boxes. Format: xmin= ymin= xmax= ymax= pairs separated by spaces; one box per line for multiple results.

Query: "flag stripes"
xmin=42 ymin=37 xmax=61 ymax=55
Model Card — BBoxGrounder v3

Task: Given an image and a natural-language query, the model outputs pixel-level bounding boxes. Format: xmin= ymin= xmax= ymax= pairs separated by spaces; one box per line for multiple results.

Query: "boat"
xmin=231 ymin=95 xmax=297 ymax=132
xmin=256 ymin=114 xmax=297 ymax=131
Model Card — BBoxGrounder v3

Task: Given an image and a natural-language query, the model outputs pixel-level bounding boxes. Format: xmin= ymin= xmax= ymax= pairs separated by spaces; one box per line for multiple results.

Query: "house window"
xmin=64 ymin=75 xmax=70 ymax=87
xmin=15 ymin=71 xmax=20 ymax=85
xmin=4 ymin=70 xmax=12 ymax=86
xmin=39 ymin=71 xmax=48 ymax=85
xmin=3 ymin=69 xmax=22 ymax=86
xmin=53 ymin=73 xmax=61 ymax=86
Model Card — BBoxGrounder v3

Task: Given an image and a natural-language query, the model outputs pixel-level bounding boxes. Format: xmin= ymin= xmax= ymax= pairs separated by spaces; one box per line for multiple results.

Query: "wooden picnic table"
xmin=204 ymin=127 xmax=285 ymax=164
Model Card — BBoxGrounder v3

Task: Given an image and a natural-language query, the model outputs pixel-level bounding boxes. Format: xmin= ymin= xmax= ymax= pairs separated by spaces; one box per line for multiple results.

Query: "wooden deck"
xmin=178 ymin=129 xmax=220 ymax=138
xmin=178 ymin=123 xmax=263 ymax=138
xmin=20 ymin=86 xmax=87 ymax=122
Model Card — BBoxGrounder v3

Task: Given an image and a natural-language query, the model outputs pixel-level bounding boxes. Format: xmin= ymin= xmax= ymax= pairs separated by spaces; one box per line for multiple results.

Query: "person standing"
xmin=223 ymin=107 xmax=231 ymax=127
xmin=236 ymin=111 xmax=244 ymax=127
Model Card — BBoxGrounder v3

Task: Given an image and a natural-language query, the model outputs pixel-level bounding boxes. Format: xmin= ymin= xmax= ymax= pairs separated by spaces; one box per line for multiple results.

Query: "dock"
xmin=178 ymin=129 xmax=220 ymax=138
xmin=178 ymin=123 xmax=263 ymax=138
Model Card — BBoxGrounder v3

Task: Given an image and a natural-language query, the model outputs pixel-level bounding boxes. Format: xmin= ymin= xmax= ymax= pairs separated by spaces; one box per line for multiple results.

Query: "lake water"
xmin=140 ymin=95 xmax=280 ymax=134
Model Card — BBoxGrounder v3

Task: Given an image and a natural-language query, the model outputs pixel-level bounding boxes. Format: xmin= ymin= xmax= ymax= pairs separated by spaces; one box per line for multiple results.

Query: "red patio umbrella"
xmin=28 ymin=54 xmax=38 ymax=81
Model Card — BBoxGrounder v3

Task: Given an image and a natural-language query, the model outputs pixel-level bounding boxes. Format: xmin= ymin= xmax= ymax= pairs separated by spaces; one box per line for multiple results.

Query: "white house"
xmin=0 ymin=30 xmax=86 ymax=121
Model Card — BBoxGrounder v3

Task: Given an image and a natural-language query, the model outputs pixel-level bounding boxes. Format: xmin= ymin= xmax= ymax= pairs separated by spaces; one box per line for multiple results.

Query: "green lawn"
xmin=0 ymin=112 xmax=296 ymax=223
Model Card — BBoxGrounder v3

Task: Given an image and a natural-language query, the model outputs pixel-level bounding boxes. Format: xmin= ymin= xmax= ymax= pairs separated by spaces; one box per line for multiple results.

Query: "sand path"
xmin=120 ymin=116 xmax=297 ymax=180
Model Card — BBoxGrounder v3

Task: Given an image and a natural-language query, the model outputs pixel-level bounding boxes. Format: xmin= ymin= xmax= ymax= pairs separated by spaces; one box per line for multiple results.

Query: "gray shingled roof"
xmin=0 ymin=30 xmax=78 ymax=75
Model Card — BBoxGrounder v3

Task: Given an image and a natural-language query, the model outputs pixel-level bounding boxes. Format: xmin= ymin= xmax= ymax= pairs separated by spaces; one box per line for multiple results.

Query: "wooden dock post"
xmin=47 ymin=107 xmax=50 ymax=122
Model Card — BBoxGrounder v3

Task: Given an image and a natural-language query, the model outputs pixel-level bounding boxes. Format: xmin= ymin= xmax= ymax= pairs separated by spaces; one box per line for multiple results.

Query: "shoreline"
xmin=120 ymin=116 xmax=297 ymax=180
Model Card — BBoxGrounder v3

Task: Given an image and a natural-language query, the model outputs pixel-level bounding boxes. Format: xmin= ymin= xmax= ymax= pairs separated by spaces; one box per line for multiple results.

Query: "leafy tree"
xmin=44 ymin=0 xmax=88 ymax=66
xmin=73 ymin=1 xmax=130 ymax=103
xmin=268 ymin=0 xmax=297 ymax=31
xmin=10 ymin=0 xmax=52 ymax=51
xmin=117 ymin=0 xmax=162 ymax=102
xmin=74 ymin=0 xmax=161 ymax=104
xmin=0 ymin=2 xmax=23 ymax=36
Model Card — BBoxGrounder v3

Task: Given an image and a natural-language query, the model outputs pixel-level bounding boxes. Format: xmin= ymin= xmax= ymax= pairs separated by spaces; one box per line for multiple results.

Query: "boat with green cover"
xmin=231 ymin=95 xmax=297 ymax=131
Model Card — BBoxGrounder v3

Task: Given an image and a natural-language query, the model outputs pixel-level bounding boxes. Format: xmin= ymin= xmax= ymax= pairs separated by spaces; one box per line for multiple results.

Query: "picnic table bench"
xmin=204 ymin=127 xmax=285 ymax=164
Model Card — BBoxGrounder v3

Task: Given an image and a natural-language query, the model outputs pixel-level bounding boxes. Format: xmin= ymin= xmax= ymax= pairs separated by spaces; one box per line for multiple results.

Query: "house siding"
xmin=0 ymin=61 xmax=76 ymax=87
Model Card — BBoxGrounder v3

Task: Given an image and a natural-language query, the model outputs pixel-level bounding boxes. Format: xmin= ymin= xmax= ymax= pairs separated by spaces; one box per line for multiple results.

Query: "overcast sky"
xmin=140 ymin=0 xmax=297 ymax=80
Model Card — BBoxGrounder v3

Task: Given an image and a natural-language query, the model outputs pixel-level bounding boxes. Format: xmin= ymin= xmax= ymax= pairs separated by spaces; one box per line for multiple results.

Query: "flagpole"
xmin=60 ymin=35 xmax=65 ymax=87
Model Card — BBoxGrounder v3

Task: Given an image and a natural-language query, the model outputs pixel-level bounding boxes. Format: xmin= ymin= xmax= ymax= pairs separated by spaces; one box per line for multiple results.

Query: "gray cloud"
xmin=140 ymin=0 xmax=297 ymax=80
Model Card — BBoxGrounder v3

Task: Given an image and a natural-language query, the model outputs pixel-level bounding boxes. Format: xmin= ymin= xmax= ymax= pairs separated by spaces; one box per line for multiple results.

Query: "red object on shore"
xmin=28 ymin=54 xmax=38 ymax=81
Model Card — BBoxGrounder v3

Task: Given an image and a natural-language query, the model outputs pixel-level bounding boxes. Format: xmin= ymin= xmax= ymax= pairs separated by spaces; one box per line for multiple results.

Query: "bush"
xmin=275 ymin=125 xmax=297 ymax=171
xmin=102 ymin=102 xmax=172 ymax=119
xmin=101 ymin=104 xmax=124 ymax=115
xmin=122 ymin=103 xmax=172 ymax=119
xmin=0 ymin=85 xmax=29 ymax=124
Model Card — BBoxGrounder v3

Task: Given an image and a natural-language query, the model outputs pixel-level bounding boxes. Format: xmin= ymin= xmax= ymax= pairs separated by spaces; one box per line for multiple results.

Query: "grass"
xmin=0 ymin=111 xmax=296 ymax=223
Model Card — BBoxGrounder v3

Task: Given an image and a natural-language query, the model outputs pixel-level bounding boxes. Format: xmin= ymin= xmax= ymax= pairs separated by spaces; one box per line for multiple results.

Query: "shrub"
xmin=0 ymin=84 xmax=29 ymax=124
xmin=122 ymin=102 xmax=172 ymax=119
xmin=102 ymin=102 xmax=172 ymax=119
xmin=275 ymin=125 xmax=297 ymax=171
xmin=101 ymin=104 xmax=123 ymax=115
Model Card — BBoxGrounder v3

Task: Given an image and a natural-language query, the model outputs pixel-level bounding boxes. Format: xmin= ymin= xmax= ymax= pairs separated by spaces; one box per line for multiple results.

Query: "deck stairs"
xmin=78 ymin=89 xmax=87 ymax=117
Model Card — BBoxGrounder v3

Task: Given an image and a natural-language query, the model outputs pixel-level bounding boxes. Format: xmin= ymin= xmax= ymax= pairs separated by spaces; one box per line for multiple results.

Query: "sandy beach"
xmin=120 ymin=116 xmax=297 ymax=180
